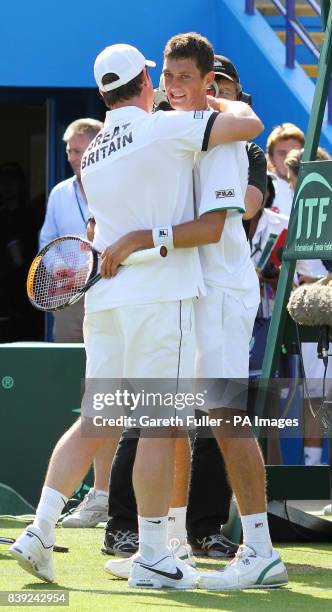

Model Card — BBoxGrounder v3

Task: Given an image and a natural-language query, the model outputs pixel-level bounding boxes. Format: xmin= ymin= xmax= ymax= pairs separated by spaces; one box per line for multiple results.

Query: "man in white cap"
xmin=10 ymin=40 xmax=263 ymax=590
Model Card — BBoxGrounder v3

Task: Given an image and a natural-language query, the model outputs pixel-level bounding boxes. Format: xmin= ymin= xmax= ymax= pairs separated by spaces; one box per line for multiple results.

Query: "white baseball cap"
xmin=94 ymin=43 xmax=156 ymax=92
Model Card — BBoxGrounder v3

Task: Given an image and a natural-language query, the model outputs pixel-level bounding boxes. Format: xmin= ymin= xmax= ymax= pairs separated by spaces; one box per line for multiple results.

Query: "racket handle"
xmin=122 ymin=245 xmax=167 ymax=265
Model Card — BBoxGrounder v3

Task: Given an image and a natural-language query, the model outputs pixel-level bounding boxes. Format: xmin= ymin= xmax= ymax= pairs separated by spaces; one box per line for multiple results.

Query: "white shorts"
xmin=195 ymin=287 xmax=258 ymax=379
xmin=194 ymin=287 xmax=258 ymax=412
xmin=84 ymin=299 xmax=195 ymax=379
xmin=81 ymin=299 xmax=195 ymax=424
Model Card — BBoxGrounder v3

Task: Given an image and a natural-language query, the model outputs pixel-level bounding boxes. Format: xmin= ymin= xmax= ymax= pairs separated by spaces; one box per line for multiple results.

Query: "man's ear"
xmin=142 ymin=67 xmax=150 ymax=87
xmin=206 ymin=70 xmax=215 ymax=88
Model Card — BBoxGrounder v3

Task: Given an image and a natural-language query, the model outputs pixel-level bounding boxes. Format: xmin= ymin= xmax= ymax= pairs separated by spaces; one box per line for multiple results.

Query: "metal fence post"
xmin=286 ymin=0 xmax=296 ymax=68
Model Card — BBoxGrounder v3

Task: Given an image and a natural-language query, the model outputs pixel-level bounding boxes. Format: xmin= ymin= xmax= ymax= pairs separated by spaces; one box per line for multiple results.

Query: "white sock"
xmin=168 ymin=506 xmax=187 ymax=545
xmin=138 ymin=515 xmax=169 ymax=563
xmin=32 ymin=486 xmax=68 ymax=546
xmin=94 ymin=488 xmax=108 ymax=497
xmin=304 ymin=446 xmax=322 ymax=466
xmin=241 ymin=512 xmax=272 ymax=558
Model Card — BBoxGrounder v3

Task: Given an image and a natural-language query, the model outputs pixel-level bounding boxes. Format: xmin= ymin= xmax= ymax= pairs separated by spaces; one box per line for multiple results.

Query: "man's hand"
xmin=101 ymin=234 xmax=137 ymax=278
xmin=206 ymin=94 xmax=223 ymax=111
xmin=298 ymin=275 xmax=319 ymax=285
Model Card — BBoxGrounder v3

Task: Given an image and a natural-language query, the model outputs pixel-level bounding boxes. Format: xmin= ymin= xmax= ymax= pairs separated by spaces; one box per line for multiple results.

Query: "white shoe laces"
xmin=169 ymin=537 xmax=181 ymax=552
xmin=229 ymin=545 xmax=255 ymax=566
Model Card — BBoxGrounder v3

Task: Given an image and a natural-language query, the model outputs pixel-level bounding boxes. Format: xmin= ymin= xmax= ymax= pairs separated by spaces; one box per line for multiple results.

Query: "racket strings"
xmin=29 ymin=240 xmax=94 ymax=310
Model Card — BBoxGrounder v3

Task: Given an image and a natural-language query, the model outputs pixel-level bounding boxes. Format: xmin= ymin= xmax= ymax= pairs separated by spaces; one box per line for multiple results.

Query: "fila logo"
xmin=215 ymin=188 xmax=235 ymax=198
xmin=159 ymin=229 xmax=169 ymax=237
xmin=255 ymin=521 xmax=263 ymax=528
xmin=194 ymin=110 xmax=204 ymax=119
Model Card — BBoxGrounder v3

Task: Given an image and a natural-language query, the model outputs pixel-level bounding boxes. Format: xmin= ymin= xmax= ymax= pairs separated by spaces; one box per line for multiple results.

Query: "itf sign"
xmin=284 ymin=160 xmax=332 ymax=260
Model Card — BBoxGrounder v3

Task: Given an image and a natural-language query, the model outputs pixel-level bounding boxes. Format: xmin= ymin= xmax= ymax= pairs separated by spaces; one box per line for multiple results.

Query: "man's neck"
xmin=189 ymin=95 xmax=209 ymax=112
xmin=111 ymin=97 xmax=149 ymax=113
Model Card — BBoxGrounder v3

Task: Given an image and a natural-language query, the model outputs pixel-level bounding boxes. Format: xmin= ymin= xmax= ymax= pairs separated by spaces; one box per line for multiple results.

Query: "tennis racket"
xmin=27 ymin=235 xmax=167 ymax=312
xmin=0 ymin=536 xmax=69 ymax=553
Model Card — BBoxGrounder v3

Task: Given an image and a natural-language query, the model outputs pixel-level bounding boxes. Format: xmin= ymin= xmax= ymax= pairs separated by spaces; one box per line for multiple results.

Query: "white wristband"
xmin=152 ymin=226 xmax=174 ymax=249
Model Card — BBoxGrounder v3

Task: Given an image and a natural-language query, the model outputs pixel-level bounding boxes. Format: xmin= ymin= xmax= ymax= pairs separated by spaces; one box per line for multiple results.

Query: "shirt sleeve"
xmin=39 ymin=188 xmax=59 ymax=249
xmin=152 ymin=109 xmax=219 ymax=153
xmin=246 ymin=141 xmax=267 ymax=198
xmin=196 ymin=143 xmax=246 ymax=216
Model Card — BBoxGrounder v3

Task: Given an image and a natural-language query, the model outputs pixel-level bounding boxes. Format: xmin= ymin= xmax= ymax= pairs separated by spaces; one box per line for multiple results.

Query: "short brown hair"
xmin=101 ymin=70 xmax=145 ymax=108
xmin=266 ymin=123 xmax=305 ymax=157
xmin=164 ymin=32 xmax=214 ymax=77
xmin=285 ymin=146 xmax=331 ymax=177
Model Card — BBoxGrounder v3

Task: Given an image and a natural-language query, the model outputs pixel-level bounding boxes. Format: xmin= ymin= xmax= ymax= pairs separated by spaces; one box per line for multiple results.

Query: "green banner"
xmin=284 ymin=160 xmax=332 ymax=260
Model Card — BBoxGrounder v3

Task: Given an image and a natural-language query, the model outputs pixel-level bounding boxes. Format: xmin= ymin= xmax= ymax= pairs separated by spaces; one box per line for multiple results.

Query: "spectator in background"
xmin=39 ymin=118 xmax=103 ymax=342
xmin=285 ymin=146 xmax=331 ymax=193
xmin=210 ymin=55 xmax=266 ymax=227
xmin=266 ymin=123 xmax=305 ymax=217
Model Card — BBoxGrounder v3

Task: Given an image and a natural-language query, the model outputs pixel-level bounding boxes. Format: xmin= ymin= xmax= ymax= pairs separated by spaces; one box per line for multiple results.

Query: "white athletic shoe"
xmin=170 ymin=540 xmax=196 ymax=567
xmin=197 ymin=545 xmax=288 ymax=591
xmin=105 ymin=554 xmax=135 ymax=579
xmin=9 ymin=527 xmax=54 ymax=583
xmin=61 ymin=488 xmax=108 ymax=528
xmin=105 ymin=542 xmax=196 ymax=580
xmin=128 ymin=553 xmax=198 ymax=589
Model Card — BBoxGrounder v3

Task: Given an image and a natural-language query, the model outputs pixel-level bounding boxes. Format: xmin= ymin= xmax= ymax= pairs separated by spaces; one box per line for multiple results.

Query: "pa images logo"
xmin=215 ymin=188 xmax=235 ymax=199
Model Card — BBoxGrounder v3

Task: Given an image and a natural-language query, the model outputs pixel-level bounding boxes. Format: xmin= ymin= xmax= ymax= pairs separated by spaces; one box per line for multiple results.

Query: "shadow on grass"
xmin=20 ymin=578 xmax=332 ymax=611
xmin=0 ymin=553 xmax=16 ymax=561
xmin=0 ymin=518 xmax=27 ymax=529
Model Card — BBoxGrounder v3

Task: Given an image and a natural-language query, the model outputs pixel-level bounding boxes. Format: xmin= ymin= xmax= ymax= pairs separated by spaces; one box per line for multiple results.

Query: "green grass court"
xmin=0 ymin=518 xmax=331 ymax=611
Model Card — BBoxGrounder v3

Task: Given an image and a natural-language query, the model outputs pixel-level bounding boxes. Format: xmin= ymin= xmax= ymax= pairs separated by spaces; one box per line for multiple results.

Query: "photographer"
xmin=209 ymin=55 xmax=267 ymax=227
xmin=285 ymin=147 xmax=332 ymax=476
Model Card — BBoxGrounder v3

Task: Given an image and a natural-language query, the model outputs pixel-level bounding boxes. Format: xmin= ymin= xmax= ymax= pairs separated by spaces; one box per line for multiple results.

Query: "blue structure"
xmin=1 ymin=0 xmax=331 ymax=189
xmin=1 ymin=0 xmax=219 ymax=89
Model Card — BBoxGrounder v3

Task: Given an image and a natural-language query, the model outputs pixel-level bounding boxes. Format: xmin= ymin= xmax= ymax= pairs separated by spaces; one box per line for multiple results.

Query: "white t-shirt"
xmin=81 ymin=106 xmax=217 ymax=313
xmin=194 ymin=142 xmax=259 ymax=308
xmin=272 ymin=175 xmax=293 ymax=217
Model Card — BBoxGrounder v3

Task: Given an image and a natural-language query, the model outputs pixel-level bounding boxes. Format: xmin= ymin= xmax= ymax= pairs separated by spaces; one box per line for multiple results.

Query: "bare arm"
xmin=173 ymin=211 xmax=226 ymax=248
xmin=100 ymin=212 xmax=226 ymax=277
xmin=243 ymin=185 xmax=263 ymax=220
xmin=207 ymin=97 xmax=264 ymax=146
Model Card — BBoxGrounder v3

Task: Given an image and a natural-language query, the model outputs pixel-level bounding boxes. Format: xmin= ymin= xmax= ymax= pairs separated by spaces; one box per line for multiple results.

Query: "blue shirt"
xmin=39 ymin=176 xmax=89 ymax=248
